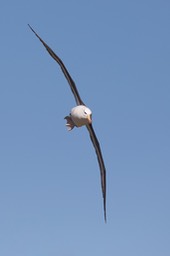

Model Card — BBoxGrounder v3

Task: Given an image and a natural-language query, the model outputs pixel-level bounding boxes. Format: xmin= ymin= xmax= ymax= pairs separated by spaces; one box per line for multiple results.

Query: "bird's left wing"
xmin=86 ymin=124 xmax=107 ymax=222
xmin=28 ymin=24 xmax=85 ymax=106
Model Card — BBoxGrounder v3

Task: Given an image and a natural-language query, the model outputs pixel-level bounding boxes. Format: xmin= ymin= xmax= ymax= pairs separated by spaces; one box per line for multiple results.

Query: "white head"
xmin=70 ymin=105 xmax=92 ymax=127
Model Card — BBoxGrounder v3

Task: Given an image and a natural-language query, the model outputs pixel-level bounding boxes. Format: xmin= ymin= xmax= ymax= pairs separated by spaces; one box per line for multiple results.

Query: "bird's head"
xmin=83 ymin=107 xmax=92 ymax=124
xmin=70 ymin=105 xmax=92 ymax=127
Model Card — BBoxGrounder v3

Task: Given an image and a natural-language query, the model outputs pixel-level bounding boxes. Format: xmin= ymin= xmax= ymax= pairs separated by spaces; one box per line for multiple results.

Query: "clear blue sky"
xmin=0 ymin=1 xmax=170 ymax=255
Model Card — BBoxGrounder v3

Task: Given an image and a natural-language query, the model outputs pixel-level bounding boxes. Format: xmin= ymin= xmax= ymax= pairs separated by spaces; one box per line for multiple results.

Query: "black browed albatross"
xmin=28 ymin=24 xmax=107 ymax=222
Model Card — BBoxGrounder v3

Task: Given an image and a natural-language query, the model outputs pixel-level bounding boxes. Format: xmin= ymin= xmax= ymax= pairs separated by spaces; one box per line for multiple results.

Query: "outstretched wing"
xmin=86 ymin=124 xmax=107 ymax=222
xmin=28 ymin=24 xmax=85 ymax=106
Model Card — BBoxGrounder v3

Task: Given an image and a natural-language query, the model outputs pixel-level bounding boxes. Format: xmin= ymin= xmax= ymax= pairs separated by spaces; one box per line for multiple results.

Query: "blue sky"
xmin=0 ymin=0 xmax=170 ymax=255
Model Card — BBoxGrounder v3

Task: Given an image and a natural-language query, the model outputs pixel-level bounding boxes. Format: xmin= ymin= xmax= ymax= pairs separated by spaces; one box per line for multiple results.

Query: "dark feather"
xmin=28 ymin=24 xmax=84 ymax=106
xmin=86 ymin=124 xmax=107 ymax=222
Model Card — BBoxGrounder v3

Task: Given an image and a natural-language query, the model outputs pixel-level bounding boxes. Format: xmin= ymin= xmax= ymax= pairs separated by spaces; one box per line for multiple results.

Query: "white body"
xmin=65 ymin=105 xmax=92 ymax=130
xmin=71 ymin=105 xmax=92 ymax=127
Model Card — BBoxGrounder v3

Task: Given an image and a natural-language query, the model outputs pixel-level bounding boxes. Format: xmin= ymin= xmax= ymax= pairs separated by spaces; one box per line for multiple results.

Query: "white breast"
xmin=71 ymin=105 xmax=92 ymax=127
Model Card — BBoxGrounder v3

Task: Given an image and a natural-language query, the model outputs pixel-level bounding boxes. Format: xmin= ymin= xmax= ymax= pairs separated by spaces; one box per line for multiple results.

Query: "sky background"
xmin=0 ymin=0 xmax=170 ymax=255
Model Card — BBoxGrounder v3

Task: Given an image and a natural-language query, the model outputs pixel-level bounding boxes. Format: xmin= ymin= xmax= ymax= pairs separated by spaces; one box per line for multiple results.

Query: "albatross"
xmin=28 ymin=24 xmax=107 ymax=222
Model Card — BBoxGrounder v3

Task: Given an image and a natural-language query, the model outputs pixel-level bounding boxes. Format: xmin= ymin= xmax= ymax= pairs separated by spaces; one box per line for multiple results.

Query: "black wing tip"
xmin=28 ymin=24 xmax=39 ymax=38
xmin=28 ymin=23 xmax=33 ymax=31
xmin=104 ymin=197 xmax=107 ymax=223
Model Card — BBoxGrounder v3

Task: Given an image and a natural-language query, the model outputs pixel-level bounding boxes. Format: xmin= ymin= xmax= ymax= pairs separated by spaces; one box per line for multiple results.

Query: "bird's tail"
xmin=64 ymin=116 xmax=75 ymax=131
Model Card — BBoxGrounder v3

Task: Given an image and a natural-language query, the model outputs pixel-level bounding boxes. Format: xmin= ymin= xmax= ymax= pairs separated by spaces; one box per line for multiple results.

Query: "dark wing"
xmin=86 ymin=124 xmax=107 ymax=222
xmin=28 ymin=24 xmax=85 ymax=106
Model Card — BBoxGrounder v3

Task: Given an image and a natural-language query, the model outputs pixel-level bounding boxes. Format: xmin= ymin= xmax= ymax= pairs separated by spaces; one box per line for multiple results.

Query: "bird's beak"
xmin=87 ymin=114 xmax=92 ymax=124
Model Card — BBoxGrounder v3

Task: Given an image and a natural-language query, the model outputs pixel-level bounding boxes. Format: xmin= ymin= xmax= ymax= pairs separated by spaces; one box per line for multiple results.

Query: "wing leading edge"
xmin=28 ymin=24 xmax=84 ymax=106
xmin=86 ymin=124 xmax=107 ymax=222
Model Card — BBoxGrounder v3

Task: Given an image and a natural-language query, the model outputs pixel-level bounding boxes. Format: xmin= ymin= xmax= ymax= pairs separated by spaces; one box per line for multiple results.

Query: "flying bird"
xmin=28 ymin=24 xmax=107 ymax=222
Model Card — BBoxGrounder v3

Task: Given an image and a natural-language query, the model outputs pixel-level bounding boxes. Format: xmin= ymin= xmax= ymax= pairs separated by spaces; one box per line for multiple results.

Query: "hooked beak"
xmin=87 ymin=114 xmax=92 ymax=124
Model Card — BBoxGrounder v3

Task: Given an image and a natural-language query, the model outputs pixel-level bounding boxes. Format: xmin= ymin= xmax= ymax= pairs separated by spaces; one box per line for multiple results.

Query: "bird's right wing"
xmin=86 ymin=123 xmax=107 ymax=222
xmin=28 ymin=24 xmax=85 ymax=106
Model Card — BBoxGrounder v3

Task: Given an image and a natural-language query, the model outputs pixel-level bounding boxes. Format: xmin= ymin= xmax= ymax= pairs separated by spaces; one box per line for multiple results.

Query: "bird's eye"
xmin=84 ymin=111 xmax=87 ymax=115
